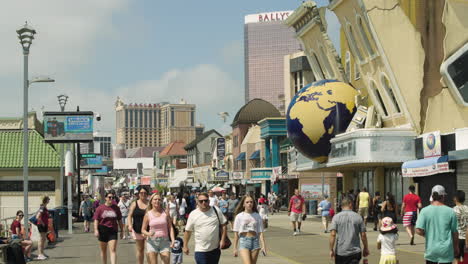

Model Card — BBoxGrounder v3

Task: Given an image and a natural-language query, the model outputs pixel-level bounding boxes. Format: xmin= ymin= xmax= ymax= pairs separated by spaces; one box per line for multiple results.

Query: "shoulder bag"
xmin=213 ymin=207 xmax=231 ymax=249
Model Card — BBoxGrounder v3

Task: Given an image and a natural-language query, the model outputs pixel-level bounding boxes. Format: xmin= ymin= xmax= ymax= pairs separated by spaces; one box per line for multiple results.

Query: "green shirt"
xmin=416 ymin=205 xmax=458 ymax=263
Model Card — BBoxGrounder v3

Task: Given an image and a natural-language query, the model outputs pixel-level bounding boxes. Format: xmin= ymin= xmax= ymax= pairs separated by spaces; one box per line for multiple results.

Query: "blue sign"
xmin=66 ymin=116 xmax=93 ymax=132
xmin=250 ymin=169 xmax=272 ymax=180
xmin=96 ymin=166 xmax=108 ymax=173
xmin=43 ymin=112 xmax=94 ymax=142
xmin=80 ymin=155 xmax=103 ymax=169
xmin=215 ymin=170 xmax=229 ymax=180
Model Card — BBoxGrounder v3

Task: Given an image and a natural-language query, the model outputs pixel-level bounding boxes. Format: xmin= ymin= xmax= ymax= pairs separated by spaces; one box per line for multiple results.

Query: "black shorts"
xmin=98 ymin=225 xmax=118 ymax=243
xmin=226 ymin=212 xmax=234 ymax=221
xmin=335 ymin=252 xmax=361 ymax=264
xmin=37 ymin=224 xmax=48 ymax=233
xmin=456 ymin=239 xmax=466 ymax=259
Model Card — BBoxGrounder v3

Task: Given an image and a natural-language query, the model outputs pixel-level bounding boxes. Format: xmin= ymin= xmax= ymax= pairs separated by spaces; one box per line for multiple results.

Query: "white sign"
xmin=422 ymin=131 xmax=441 ymax=158
xmin=244 ymin=11 xmax=293 ymax=24
xmin=301 ymin=184 xmax=330 ymax=200
xmin=232 ymin=171 xmax=244 ymax=180
xmin=402 ymin=162 xmax=450 ymax=177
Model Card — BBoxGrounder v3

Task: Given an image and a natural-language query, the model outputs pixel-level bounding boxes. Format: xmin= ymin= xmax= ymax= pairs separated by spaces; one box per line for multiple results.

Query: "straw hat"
xmin=380 ymin=217 xmax=397 ymax=232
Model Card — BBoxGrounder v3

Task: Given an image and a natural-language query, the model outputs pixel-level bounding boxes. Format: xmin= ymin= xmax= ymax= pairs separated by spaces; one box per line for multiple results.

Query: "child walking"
xmin=171 ymin=227 xmax=184 ymax=264
xmin=258 ymin=199 xmax=269 ymax=230
xmin=377 ymin=217 xmax=399 ymax=264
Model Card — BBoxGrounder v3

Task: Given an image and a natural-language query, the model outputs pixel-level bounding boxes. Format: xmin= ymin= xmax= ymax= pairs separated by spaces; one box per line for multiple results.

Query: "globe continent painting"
xmin=286 ymin=79 xmax=358 ymax=163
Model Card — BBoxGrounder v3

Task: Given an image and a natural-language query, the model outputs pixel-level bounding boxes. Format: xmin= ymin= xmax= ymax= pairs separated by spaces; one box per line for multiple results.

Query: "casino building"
xmin=244 ymin=11 xmax=302 ymax=113
xmin=284 ymin=0 xmax=468 ymax=208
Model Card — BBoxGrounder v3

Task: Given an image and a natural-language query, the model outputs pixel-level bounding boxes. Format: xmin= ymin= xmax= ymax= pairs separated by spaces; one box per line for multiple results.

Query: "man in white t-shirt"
xmin=183 ymin=192 xmax=227 ymax=264
xmin=208 ymin=190 xmax=219 ymax=207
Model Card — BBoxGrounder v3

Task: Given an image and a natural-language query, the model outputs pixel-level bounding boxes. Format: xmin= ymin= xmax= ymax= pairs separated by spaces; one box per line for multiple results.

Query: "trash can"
xmin=309 ymin=200 xmax=318 ymax=215
xmin=56 ymin=207 xmax=68 ymax=230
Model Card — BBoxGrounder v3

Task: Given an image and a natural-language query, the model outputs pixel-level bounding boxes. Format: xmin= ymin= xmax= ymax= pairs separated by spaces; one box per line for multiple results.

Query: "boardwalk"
xmin=37 ymin=213 xmax=425 ymax=263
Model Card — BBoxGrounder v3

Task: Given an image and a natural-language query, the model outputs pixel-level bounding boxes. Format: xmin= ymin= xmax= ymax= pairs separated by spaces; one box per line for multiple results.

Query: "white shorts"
xmin=290 ymin=212 xmax=302 ymax=222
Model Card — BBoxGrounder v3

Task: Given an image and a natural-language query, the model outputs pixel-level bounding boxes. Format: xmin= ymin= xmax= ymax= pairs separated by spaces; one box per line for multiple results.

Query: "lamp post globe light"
xmin=57 ymin=95 xmax=68 ymax=209
xmin=17 ymin=22 xmax=55 ymax=234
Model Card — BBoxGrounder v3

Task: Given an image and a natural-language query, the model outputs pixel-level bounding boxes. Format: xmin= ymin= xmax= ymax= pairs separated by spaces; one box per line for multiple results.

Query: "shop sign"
xmin=250 ymin=168 xmax=272 ymax=180
xmin=301 ymin=184 xmax=330 ymax=199
xmin=330 ymin=140 xmax=356 ymax=159
xmin=216 ymin=138 xmax=226 ymax=159
xmin=215 ymin=170 xmax=229 ymax=181
xmin=402 ymin=162 xmax=450 ymax=177
xmin=422 ymin=131 xmax=442 ymax=158
xmin=232 ymin=171 xmax=244 ymax=180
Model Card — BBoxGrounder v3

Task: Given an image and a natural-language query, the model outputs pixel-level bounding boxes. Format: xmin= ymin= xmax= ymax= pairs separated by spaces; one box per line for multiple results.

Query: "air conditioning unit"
xmin=440 ymin=42 xmax=468 ymax=107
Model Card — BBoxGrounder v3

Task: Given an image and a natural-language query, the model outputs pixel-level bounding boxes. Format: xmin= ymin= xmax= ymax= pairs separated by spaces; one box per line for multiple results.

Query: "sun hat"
xmin=380 ymin=217 xmax=397 ymax=232
xmin=429 ymin=185 xmax=447 ymax=202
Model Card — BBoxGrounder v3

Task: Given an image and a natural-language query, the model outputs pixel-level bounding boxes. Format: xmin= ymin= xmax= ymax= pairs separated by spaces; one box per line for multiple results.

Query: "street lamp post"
xmin=58 ymin=95 xmax=68 ymax=207
xmin=17 ymin=22 xmax=55 ymax=235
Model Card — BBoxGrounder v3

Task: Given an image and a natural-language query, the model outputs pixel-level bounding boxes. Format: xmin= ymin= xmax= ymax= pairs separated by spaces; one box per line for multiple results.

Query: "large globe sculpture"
xmin=286 ymin=79 xmax=358 ymax=163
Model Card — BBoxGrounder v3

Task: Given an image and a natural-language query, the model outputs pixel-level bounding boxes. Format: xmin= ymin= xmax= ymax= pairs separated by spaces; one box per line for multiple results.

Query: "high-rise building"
xmin=115 ymin=97 xmax=197 ymax=149
xmin=80 ymin=132 xmax=112 ymax=159
xmin=244 ymin=11 xmax=302 ymax=113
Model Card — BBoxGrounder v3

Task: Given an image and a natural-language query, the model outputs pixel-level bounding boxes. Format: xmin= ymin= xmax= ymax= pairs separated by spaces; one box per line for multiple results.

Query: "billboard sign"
xmin=301 ymin=184 xmax=330 ymax=200
xmin=244 ymin=11 xmax=292 ymax=24
xmin=80 ymin=155 xmax=103 ymax=169
xmin=422 ymin=131 xmax=441 ymax=158
xmin=44 ymin=111 xmax=94 ymax=142
xmin=216 ymin=138 xmax=226 ymax=159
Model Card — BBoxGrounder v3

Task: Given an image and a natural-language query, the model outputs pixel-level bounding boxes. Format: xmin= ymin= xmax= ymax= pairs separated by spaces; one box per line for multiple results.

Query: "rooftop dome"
xmin=231 ymin=99 xmax=281 ymax=127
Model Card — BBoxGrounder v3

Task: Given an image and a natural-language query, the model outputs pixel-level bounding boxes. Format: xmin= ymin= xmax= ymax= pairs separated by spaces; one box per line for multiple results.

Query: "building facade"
xmin=244 ymin=11 xmax=302 ymax=112
xmin=80 ymin=132 xmax=112 ymax=159
xmin=115 ymin=97 xmax=197 ymax=149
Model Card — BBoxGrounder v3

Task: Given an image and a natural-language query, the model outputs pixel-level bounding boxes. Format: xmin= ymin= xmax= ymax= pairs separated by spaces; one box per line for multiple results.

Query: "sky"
xmin=0 ymin=0 xmax=339 ymax=138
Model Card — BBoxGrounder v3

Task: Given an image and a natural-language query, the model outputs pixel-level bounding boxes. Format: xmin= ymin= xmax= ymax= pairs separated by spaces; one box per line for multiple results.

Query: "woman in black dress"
xmin=127 ymin=186 xmax=150 ymax=264
xmin=381 ymin=192 xmax=399 ymax=224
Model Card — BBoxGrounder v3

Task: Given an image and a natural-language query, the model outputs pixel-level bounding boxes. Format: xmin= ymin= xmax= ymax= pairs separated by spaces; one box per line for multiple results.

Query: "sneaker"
xmin=25 ymin=257 xmax=33 ymax=262
xmin=293 ymin=231 xmax=297 ymax=236
xmin=36 ymin=255 xmax=48 ymax=260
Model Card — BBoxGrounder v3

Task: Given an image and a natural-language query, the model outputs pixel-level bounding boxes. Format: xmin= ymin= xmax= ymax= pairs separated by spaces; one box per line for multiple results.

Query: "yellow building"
xmin=115 ymin=97 xmax=197 ymax=149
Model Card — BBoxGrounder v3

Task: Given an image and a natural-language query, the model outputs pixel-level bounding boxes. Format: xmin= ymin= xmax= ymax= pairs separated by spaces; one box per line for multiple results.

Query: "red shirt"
xmin=403 ymin=193 xmax=421 ymax=212
xmin=10 ymin=220 xmax=21 ymax=235
xmin=289 ymin=195 xmax=305 ymax=214
xmin=93 ymin=204 xmax=122 ymax=231
xmin=38 ymin=206 xmax=49 ymax=226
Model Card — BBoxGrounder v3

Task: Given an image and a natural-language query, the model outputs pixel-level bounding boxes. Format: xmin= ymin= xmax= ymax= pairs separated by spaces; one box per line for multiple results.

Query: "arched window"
xmin=370 ymin=81 xmax=388 ymax=117
xmin=346 ymin=23 xmax=364 ymax=63
xmin=309 ymin=51 xmax=325 ymax=80
xmin=356 ymin=16 xmax=375 ymax=56
xmin=319 ymin=45 xmax=334 ymax=79
xmin=381 ymin=74 xmax=401 ymax=113
xmin=345 ymin=51 xmax=351 ymax=82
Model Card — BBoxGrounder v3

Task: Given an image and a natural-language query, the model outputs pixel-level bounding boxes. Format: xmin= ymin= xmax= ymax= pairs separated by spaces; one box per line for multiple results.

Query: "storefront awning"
xmin=236 ymin=152 xmax=246 ymax=161
xmin=249 ymin=150 xmax=260 ymax=160
xmin=402 ymin=156 xmax=452 ymax=177
xmin=449 ymin=149 xmax=468 ymax=161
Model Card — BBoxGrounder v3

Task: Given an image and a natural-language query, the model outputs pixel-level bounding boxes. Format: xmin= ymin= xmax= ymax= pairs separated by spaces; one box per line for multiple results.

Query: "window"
xmin=385 ymin=168 xmax=410 ymax=205
xmin=0 ymin=181 xmax=55 ymax=192
xmin=233 ymin=135 xmax=238 ymax=148
xmin=139 ymin=110 xmax=143 ymax=128
xmin=129 ymin=110 xmax=134 ymax=127
xmin=370 ymin=80 xmax=389 ymax=117
xmin=149 ymin=111 xmax=152 ymax=128
xmin=356 ymin=16 xmax=375 ymax=57
xmin=309 ymin=51 xmax=325 ymax=80
xmin=381 ymin=74 xmax=401 ymax=113
xmin=346 ymin=24 xmax=364 ymax=63
xmin=191 ymin=111 xmax=195 ymax=126
xmin=171 ymin=109 xmax=175 ymax=127
xmin=355 ymin=62 xmax=361 ymax=80
xmin=345 ymin=51 xmax=351 ymax=82
xmin=293 ymin=71 xmax=304 ymax=94
xmin=144 ymin=110 xmax=148 ymax=128
xmin=319 ymin=45 xmax=334 ymax=79
xmin=204 ymin=152 xmax=212 ymax=164
xmin=354 ymin=170 xmax=374 ymax=195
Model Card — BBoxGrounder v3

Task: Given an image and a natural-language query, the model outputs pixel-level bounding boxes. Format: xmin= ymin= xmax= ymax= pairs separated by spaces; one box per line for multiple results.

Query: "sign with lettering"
xmin=245 ymin=11 xmax=293 ymax=24
xmin=250 ymin=168 xmax=272 ymax=180
xmin=232 ymin=171 xmax=244 ymax=180
xmin=301 ymin=184 xmax=330 ymax=200
xmin=216 ymin=138 xmax=226 ymax=159
xmin=44 ymin=111 xmax=94 ymax=142
xmin=422 ymin=131 xmax=441 ymax=158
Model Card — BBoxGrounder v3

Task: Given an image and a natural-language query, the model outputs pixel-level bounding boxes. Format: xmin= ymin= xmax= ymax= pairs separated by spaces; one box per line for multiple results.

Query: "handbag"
xmin=28 ymin=214 xmax=38 ymax=226
xmin=213 ymin=207 xmax=231 ymax=249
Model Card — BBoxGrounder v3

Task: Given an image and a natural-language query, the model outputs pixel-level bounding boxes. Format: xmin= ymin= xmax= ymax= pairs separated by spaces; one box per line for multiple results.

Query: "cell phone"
xmin=262 ymin=250 xmax=266 ymax=256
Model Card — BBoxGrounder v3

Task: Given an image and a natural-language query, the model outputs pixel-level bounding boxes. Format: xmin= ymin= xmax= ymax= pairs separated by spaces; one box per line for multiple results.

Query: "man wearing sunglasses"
xmin=183 ymin=192 xmax=228 ymax=264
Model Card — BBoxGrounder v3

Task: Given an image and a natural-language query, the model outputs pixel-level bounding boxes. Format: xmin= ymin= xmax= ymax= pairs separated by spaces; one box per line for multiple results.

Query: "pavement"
xmin=35 ymin=212 xmax=426 ymax=263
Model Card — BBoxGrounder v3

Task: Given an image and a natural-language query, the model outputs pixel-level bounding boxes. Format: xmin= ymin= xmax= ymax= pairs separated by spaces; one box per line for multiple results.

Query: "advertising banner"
xmin=422 ymin=131 xmax=441 ymax=158
xmin=232 ymin=171 xmax=244 ymax=180
xmin=80 ymin=155 xmax=103 ymax=169
xmin=402 ymin=162 xmax=450 ymax=177
xmin=301 ymin=184 xmax=330 ymax=200
xmin=216 ymin=138 xmax=226 ymax=159
xmin=44 ymin=111 xmax=94 ymax=142
xmin=215 ymin=170 xmax=229 ymax=181
xmin=250 ymin=168 xmax=272 ymax=180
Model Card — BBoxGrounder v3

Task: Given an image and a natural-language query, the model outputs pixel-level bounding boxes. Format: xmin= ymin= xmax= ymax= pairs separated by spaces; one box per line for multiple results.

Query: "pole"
xmin=67 ymin=144 xmax=73 ymax=234
xmin=22 ymin=52 xmax=29 ymax=235
xmin=60 ymin=144 xmax=64 ymax=206
xmin=77 ymin=143 xmax=81 ymax=205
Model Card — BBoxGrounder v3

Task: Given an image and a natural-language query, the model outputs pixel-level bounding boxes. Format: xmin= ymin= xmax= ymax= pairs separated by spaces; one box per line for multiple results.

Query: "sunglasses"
xmin=107 ymin=196 xmax=114 ymax=199
xmin=198 ymin=199 xmax=209 ymax=203
xmin=18 ymin=215 xmax=24 ymax=217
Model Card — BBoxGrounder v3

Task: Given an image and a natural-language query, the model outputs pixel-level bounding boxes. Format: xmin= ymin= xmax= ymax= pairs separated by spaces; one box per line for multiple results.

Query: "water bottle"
xmin=362 ymin=257 xmax=368 ymax=264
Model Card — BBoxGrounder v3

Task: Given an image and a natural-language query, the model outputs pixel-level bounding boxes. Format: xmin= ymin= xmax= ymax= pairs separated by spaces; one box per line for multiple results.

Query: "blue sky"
xmin=0 ymin=0 xmax=337 ymax=137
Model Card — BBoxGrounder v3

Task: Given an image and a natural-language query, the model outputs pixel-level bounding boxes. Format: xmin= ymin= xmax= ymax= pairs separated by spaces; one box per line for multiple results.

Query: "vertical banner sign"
xmin=216 ymin=138 xmax=226 ymax=159
xmin=422 ymin=131 xmax=441 ymax=158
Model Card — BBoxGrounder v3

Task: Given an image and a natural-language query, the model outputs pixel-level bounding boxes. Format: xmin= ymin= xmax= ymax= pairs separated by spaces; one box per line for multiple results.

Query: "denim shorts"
xmin=239 ymin=236 xmax=260 ymax=251
xmin=146 ymin=237 xmax=170 ymax=253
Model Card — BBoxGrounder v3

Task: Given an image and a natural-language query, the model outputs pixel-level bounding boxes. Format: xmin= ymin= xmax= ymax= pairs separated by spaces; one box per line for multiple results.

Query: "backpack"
xmin=6 ymin=240 xmax=25 ymax=264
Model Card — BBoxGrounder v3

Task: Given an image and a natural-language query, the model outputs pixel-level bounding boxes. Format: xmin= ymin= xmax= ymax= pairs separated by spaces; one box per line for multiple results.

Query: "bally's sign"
xmin=245 ymin=11 xmax=292 ymax=24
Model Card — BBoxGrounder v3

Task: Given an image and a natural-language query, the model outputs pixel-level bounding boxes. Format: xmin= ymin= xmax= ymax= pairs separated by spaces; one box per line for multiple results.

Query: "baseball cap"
xmin=429 ymin=185 xmax=447 ymax=202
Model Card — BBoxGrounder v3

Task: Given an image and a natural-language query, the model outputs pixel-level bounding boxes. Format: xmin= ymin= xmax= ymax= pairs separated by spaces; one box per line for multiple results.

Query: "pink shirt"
xmin=148 ymin=210 xmax=169 ymax=238
xmin=289 ymin=195 xmax=305 ymax=214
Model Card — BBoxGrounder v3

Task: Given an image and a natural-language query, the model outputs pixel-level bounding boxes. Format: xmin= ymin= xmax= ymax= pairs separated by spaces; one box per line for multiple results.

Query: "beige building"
xmin=115 ymin=97 xmax=197 ymax=149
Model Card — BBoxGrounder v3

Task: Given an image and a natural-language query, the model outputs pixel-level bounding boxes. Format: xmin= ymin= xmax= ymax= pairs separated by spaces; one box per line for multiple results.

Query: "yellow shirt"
xmin=359 ymin=192 xmax=370 ymax=208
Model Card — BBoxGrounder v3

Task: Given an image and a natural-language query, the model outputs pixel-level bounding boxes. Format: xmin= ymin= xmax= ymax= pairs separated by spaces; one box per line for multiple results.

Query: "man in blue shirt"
xmin=319 ymin=194 xmax=332 ymax=233
xmin=416 ymin=185 xmax=459 ymax=264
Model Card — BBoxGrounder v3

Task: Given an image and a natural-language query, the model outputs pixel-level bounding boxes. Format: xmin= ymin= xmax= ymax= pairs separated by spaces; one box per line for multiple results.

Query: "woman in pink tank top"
xmin=142 ymin=194 xmax=175 ymax=264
